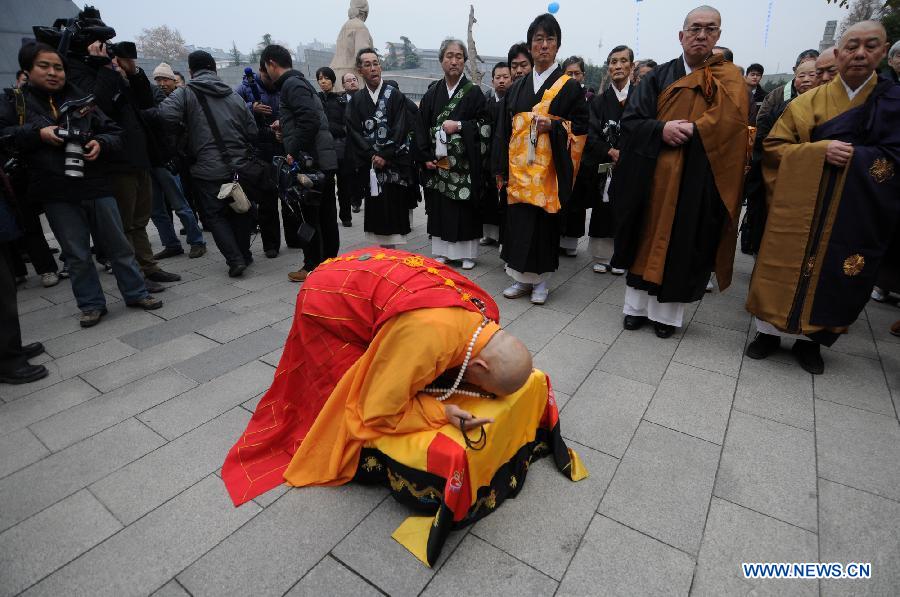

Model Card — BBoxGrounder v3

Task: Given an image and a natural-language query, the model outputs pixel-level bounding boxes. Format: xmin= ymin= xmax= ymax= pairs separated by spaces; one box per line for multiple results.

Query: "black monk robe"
xmin=587 ymin=83 xmax=633 ymax=240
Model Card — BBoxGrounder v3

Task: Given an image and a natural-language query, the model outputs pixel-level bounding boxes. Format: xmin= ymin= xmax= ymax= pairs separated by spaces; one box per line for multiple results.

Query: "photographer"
xmin=260 ymin=45 xmax=339 ymax=283
xmin=0 ymin=43 xmax=161 ymax=327
xmin=315 ymin=67 xmax=352 ymax=228
xmin=149 ymin=51 xmax=261 ymax=278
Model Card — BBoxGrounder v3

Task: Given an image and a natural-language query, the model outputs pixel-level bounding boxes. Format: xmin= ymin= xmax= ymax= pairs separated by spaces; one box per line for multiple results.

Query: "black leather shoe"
xmin=229 ymin=263 xmax=247 ymax=278
xmin=351 ymin=204 xmax=361 ymax=213
xmin=152 ymin=247 xmax=184 ymax=260
xmin=792 ymin=340 xmax=824 ymax=375
xmin=623 ymin=315 xmax=647 ymax=330
xmin=145 ymin=269 xmax=182 ymax=283
xmin=342 ymin=220 xmax=352 ymax=227
xmin=0 ymin=364 xmax=49 ymax=385
xmin=144 ymin=279 xmax=166 ymax=293
xmin=746 ymin=333 xmax=780 ymax=359
xmin=264 ymin=249 xmax=279 ymax=259
xmin=21 ymin=342 xmax=45 ymax=359
xmin=654 ymin=323 xmax=676 ymax=338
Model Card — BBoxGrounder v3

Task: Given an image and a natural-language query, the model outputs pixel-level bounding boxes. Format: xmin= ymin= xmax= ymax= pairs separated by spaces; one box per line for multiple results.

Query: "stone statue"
xmin=331 ymin=0 xmax=375 ymax=90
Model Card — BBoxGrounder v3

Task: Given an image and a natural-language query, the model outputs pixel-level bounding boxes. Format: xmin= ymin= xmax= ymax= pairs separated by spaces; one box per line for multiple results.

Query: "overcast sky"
xmin=86 ymin=0 xmax=850 ymax=74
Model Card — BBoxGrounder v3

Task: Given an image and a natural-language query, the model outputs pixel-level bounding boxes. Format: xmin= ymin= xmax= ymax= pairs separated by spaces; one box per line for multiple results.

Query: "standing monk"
xmin=746 ymin=21 xmax=899 ymax=374
xmin=346 ymin=48 xmax=414 ymax=247
xmin=611 ymin=5 xmax=749 ymax=338
xmin=417 ymin=39 xmax=490 ymax=270
xmin=494 ymin=13 xmax=588 ymax=306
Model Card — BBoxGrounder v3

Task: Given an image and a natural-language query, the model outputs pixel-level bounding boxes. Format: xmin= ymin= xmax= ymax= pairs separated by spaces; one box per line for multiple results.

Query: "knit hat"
xmin=152 ymin=62 xmax=176 ymax=80
xmin=188 ymin=50 xmax=217 ymax=73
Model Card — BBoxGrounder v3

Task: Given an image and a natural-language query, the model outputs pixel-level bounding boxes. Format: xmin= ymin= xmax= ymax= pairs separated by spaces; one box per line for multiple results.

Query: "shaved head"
xmin=839 ymin=20 xmax=887 ymax=48
xmin=467 ymin=330 xmax=533 ymax=396
xmin=835 ymin=20 xmax=889 ymax=88
xmin=684 ymin=5 xmax=722 ymax=29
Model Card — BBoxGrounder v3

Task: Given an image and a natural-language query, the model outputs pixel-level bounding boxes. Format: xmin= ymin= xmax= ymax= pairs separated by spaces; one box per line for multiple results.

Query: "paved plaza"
xmin=1 ymin=210 xmax=898 ymax=596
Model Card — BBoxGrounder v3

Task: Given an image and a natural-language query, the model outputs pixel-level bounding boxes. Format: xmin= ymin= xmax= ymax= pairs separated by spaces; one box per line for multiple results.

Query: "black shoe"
xmin=342 ymin=220 xmax=352 ymax=228
xmin=144 ymin=279 xmax=166 ymax=293
xmin=746 ymin=333 xmax=780 ymax=360
xmin=352 ymin=204 xmax=361 ymax=213
xmin=654 ymin=322 xmax=676 ymax=339
xmin=145 ymin=270 xmax=182 ymax=283
xmin=264 ymin=249 xmax=279 ymax=259
xmin=623 ymin=315 xmax=647 ymax=331
xmin=21 ymin=342 xmax=45 ymax=359
xmin=0 ymin=364 xmax=49 ymax=385
xmin=153 ymin=247 xmax=184 ymax=260
xmin=791 ymin=340 xmax=824 ymax=375
xmin=229 ymin=263 xmax=247 ymax=278
xmin=179 ymin=228 xmax=187 ymax=235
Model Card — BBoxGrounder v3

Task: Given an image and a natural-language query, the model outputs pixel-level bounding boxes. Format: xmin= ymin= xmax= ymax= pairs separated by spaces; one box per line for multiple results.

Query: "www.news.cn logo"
xmin=742 ymin=562 xmax=872 ymax=580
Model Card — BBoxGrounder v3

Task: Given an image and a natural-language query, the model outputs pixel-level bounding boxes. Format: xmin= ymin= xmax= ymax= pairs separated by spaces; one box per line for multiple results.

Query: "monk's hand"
xmin=372 ymin=155 xmax=387 ymax=169
xmin=662 ymin=119 xmax=691 ymax=146
xmin=825 ymin=140 xmax=853 ymax=167
xmin=535 ymin=116 xmax=552 ymax=134
xmin=441 ymin=120 xmax=461 ymax=134
xmin=425 ymin=160 xmax=438 ymax=170
xmin=608 ymin=148 xmax=621 ymax=164
xmin=444 ymin=404 xmax=493 ymax=431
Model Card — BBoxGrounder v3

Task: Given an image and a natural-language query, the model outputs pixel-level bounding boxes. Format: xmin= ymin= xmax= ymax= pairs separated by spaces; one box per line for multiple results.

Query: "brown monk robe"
xmin=611 ymin=7 xmax=749 ymax=338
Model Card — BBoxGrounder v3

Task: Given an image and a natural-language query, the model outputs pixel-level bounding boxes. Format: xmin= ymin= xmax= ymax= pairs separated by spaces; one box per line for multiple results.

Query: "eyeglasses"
xmin=532 ymin=35 xmax=558 ymax=45
xmin=683 ymin=26 xmax=720 ymax=37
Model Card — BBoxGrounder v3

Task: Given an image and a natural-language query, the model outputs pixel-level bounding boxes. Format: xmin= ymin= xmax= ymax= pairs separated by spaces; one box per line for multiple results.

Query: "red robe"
xmin=222 ymin=249 xmax=500 ymax=506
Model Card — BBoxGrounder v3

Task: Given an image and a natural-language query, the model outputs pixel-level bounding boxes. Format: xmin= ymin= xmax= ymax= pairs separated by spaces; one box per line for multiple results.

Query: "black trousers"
xmin=11 ymin=201 xmax=58 ymax=277
xmin=0 ymin=243 xmax=26 ymax=374
xmin=300 ymin=172 xmax=340 ymax=271
xmin=193 ymin=179 xmax=254 ymax=267
xmin=256 ymin=188 xmax=282 ymax=252
xmin=336 ymin=159 xmax=361 ymax=224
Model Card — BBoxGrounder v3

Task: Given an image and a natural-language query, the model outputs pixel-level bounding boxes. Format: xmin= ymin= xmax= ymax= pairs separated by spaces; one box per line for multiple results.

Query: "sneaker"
xmin=745 ymin=332 xmax=780 ymax=359
xmin=593 ymin=262 xmax=610 ymax=274
xmin=126 ymin=296 xmax=163 ymax=310
xmin=145 ymin=270 xmax=182 ymax=283
xmin=41 ymin=272 xmax=59 ymax=288
xmin=530 ymin=283 xmax=549 ymax=304
xmin=503 ymin=282 xmax=532 ymax=299
xmin=461 ymin=259 xmax=476 ymax=270
xmin=791 ymin=339 xmax=824 ymax=375
xmin=706 ymin=278 xmax=715 ymax=292
xmin=434 ymin=256 xmax=448 ymax=264
xmin=610 ymin=267 xmax=626 ymax=275
xmin=79 ymin=307 xmax=108 ymax=328
xmin=288 ymin=269 xmax=309 ymax=283
xmin=871 ymin=287 xmax=886 ymax=302
xmin=152 ymin=247 xmax=184 ymax=260
xmin=229 ymin=263 xmax=247 ymax=278
xmin=188 ymin=245 xmax=206 ymax=259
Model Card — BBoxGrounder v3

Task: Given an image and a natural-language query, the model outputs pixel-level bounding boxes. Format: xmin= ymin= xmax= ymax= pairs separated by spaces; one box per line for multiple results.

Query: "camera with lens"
xmin=33 ymin=6 xmax=116 ymax=58
xmin=55 ymin=95 xmax=96 ymax=178
xmin=273 ymin=152 xmax=326 ymax=249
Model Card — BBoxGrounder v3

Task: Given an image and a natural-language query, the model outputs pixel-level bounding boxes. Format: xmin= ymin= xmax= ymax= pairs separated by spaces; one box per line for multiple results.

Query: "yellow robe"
xmin=284 ymin=307 xmax=500 ymax=488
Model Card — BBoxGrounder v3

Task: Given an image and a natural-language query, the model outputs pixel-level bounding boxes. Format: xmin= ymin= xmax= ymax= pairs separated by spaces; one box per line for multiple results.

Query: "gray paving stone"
xmin=54 ymin=338 xmax=137 ymax=380
xmin=0 ymin=365 xmax=64 ymax=402
xmin=0 ymin=490 xmax=122 ymax=597
xmin=644 ymin=362 xmax=736 ymax=445
xmin=494 ymin=294 xmax=534 ymax=327
xmin=41 ymin=309 xmax=161 ymax=358
xmin=714 ymin=411 xmax=817 ymax=531
xmin=814 ymin=351 xmax=894 ymax=416
xmin=503 ymin=306 xmax=576 ymax=352
xmin=673 ymin=321 xmax=745 ymax=378
xmin=562 ymin=299 xmax=625 ymax=346
xmin=597 ymin=327 xmax=678 ymax=386
xmin=541 ymin=281 xmax=602 ymax=315
xmin=80 ymin=334 xmax=217 ymax=394
xmin=30 ymin=370 xmax=197 ymax=452
xmin=0 ymin=428 xmax=48 ymax=479
xmin=594 ymin=274 xmax=627 ymax=306
xmin=0 ymin=418 xmax=165 ymax=532
xmin=823 ymin=320 xmax=880 ymax=360
xmin=140 ymin=360 xmax=274 ymax=439
xmin=172 ymin=327 xmax=284 ymax=383
xmin=178 ymin=484 xmax=384 ymax=597
xmin=196 ymin=300 xmax=294 ymax=343
xmin=866 ymin=301 xmax=900 ymax=346
xmin=118 ymin=306 xmax=234 ymax=350
xmin=23 ymin=475 xmax=260 ymax=597
xmin=16 ymin=296 xmax=54 ymax=315
xmin=0 ymin=379 xmax=95 ymax=433
xmin=599 ymin=421 xmax=720 ymax=555
xmin=692 ymin=498 xmax=818 ymax=597
xmin=558 ymin=515 xmax=695 ymax=597
xmin=252 ymin=481 xmax=290 ymax=508
xmin=692 ymin=292 xmax=751 ymax=333
xmin=150 ymin=580 xmax=191 ymax=597
xmin=17 ymin=308 xmax=83 ymax=343
xmin=422 ymin=534 xmax=558 ymax=597
xmin=332 ymin=495 xmax=463 ymax=596
xmin=819 ymin=479 xmax=900 ymax=597
xmin=560 ymin=370 xmax=655 ymax=458
xmin=285 ymin=556 xmax=381 ymax=597
xmin=150 ymin=294 xmax=217 ymax=320
xmin=218 ymin=280 xmax=300 ymax=313
xmin=815 ymin=400 xmax=900 ymax=501
xmin=533 ymin=333 xmax=606 ymax=396
xmin=259 ymin=347 xmax=283 ymax=367
xmin=91 ymin=407 xmax=251 ymax=524
xmin=733 ymin=357 xmax=814 ymax=431
xmin=472 ymin=443 xmax=617 ymax=580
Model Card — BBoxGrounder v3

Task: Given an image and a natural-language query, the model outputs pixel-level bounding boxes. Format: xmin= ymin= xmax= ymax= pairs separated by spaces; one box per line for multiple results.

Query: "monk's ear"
xmin=468 ymin=357 xmax=490 ymax=372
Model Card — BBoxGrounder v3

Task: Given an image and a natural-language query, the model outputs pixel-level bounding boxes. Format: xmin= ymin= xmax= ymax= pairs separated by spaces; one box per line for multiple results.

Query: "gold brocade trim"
xmin=472 ymin=489 xmax=497 ymax=515
xmin=509 ymin=475 xmax=518 ymax=489
xmin=870 ymin=158 xmax=894 ymax=184
xmin=387 ymin=469 xmax=443 ymax=501
xmin=362 ymin=456 xmax=383 ymax=472
xmin=842 ymin=254 xmax=865 ymax=277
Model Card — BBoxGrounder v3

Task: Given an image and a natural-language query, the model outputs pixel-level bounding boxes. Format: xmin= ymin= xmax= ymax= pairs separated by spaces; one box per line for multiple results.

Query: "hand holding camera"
xmin=40 ymin=126 xmax=64 ymax=146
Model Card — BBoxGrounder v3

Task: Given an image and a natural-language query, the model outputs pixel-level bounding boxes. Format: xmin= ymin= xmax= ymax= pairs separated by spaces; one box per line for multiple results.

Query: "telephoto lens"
xmin=59 ymin=130 xmax=86 ymax=178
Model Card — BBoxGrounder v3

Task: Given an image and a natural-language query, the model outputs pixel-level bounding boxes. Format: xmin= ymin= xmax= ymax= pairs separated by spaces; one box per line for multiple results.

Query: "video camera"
xmin=273 ymin=152 xmax=326 ymax=249
xmin=32 ymin=6 xmax=135 ymax=61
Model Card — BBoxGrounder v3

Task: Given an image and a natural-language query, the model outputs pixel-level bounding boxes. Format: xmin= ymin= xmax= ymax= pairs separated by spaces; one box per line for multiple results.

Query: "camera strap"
xmin=188 ymin=87 xmax=237 ymax=181
xmin=12 ymin=89 xmax=26 ymax=126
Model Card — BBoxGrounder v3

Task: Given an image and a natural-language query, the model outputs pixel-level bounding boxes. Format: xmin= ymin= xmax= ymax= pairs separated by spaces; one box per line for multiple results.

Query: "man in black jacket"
xmin=260 ymin=45 xmax=339 ymax=283
xmin=66 ymin=38 xmax=180 ymax=290
xmin=0 ymin=43 xmax=161 ymax=328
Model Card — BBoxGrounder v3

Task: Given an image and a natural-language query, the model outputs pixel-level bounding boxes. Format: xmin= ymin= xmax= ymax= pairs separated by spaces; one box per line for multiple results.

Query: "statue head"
xmin=349 ymin=0 xmax=369 ymax=21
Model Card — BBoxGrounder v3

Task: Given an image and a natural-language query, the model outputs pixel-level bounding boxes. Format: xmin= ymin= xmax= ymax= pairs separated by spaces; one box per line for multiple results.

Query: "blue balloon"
xmin=548 ymin=2 xmax=560 ymax=13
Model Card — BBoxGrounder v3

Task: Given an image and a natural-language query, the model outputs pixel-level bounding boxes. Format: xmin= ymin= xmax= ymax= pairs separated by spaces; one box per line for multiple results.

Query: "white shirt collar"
xmin=611 ymin=80 xmax=631 ymax=103
xmin=682 ymin=55 xmax=694 ymax=75
xmin=446 ymin=77 xmax=462 ymax=99
xmin=533 ymin=62 xmax=559 ymax=94
xmin=839 ymin=72 xmax=876 ymax=101
xmin=494 ymin=93 xmax=503 ymax=102
xmin=367 ymin=79 xmax=384 ymax=104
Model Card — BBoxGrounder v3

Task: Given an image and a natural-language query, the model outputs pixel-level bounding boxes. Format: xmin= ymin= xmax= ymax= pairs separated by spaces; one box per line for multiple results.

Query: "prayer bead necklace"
xmin=423 ymin=315 xmax=492 ymax=402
